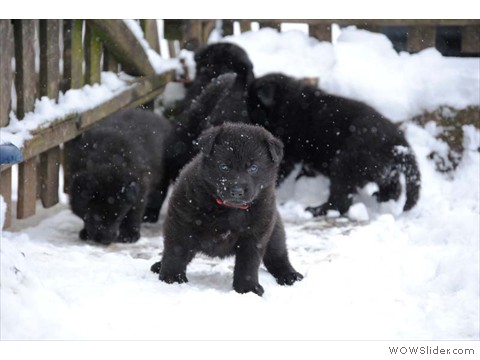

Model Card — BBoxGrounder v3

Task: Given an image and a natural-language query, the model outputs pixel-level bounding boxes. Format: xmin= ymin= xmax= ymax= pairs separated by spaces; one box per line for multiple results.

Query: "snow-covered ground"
xmin=1 ymin=26 xmax=479 ymax=340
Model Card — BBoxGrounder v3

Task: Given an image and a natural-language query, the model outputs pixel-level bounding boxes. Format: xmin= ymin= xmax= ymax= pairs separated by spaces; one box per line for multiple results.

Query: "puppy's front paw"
xmin=118 ymin=230 xmax=140 ymax=243
xmin=79 ymin=228 xmax=89 ymax=240
xmin=234 ymin=282 xmax=264 ymax=296
xmin=276 ymin=271 xmax=304 ymax=286
xmin=159 ymin=271 xmax=188 ymax=284
xmin=150 ymin=261 xmax=162 ymax=274
xmin=142 ymin=209 xmax=160 ymax=223
xmin=305 ymin=204 xmax=329 ymax=217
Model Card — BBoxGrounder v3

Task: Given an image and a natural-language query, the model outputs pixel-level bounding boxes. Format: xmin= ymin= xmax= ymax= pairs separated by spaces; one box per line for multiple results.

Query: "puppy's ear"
xmin=198 ymin=126 xmax=221 ymax=156
xmin=264 ymin=132 xmax=284 ymax=164
xmin=255 ymin=82 xmax=276 ymax=107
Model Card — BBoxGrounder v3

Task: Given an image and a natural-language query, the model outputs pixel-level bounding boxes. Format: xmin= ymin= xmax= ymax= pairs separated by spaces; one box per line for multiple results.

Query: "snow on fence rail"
xmin=1 ymin=19 xmax=479 ymax=230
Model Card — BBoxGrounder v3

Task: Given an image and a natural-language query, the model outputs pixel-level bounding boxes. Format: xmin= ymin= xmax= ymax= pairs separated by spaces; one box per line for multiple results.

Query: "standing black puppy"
xmin=151 ymin=123 xmax=303 ymax=296
xmin=67 ymin=109 xmax=173 ymax=245
xmin=248 ymin=73 xmax=421 ymax=216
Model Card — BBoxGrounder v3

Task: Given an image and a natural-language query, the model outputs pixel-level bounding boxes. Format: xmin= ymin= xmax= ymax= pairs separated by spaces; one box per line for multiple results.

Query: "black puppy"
xmin=151 ymin=123 xmax=303 ymax=296
xmin=182 ymin=42 xmax=254 ymax=118
xmin=248 ymin=73 xmax=421 ymax=216
xmin=67 ymin=109 xmax=173 ymax=245
xmin=167 ymin=73 xmax=241 ymax=180
xmin=165 ymin=43 xmax=255 ymax=185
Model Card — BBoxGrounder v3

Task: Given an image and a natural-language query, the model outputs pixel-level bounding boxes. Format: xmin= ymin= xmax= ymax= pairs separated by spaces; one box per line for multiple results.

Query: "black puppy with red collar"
xmin=151 ymin=123 xmax=302 ymax=296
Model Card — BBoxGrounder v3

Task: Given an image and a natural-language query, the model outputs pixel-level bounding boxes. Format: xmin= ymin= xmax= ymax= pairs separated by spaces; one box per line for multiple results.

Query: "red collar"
xmin=215 ymin=198 xmax=250 ymax=210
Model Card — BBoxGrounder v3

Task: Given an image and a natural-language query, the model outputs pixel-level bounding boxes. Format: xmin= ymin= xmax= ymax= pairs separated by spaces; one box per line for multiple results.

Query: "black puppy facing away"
xmin=151 ymin=123 xmax=303 ymax=296
xmin=165 ymin=42 xmax=255 ymax=185
xmin=182 ymin=42 xmax=254 ymax=116
xmin=248 ymin=73 xmax=421 ymax=216
xmin=67 ymin=109 xmax=173 ymax=245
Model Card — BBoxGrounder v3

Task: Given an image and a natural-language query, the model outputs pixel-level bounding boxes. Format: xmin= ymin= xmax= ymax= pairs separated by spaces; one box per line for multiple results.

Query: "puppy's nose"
xmin=230 ymin=186 xmax=245 ymax=198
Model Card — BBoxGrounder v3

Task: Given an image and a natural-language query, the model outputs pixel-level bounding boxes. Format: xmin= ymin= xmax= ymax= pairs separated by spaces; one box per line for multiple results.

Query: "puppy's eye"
xmin=247 ymin=164 xmax=258 ymax=174
xmin=219 ymin=164 xmax=230 ymax=172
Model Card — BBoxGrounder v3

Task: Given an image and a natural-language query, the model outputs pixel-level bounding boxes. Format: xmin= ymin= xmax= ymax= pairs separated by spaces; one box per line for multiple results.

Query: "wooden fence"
xmin=1 ymin=19 xmax=479 ymax=229
xmin=0 ymin=20 xmax=174 ymax=228
xmin=166 ymin=19 xmax=479 ymax=55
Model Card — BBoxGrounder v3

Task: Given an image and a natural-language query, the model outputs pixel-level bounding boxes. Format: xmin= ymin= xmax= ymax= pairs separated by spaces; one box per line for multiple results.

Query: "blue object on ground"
xmin=0 ymin=143 xmax=24 ymax=164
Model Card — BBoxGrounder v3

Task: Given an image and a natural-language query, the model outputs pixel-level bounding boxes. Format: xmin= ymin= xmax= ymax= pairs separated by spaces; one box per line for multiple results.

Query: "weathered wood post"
xmin=39 ymin=19 xmax=61 ymax=208
xmin=13 ymin=19 xmax=38 ymax=220
xmin=62 ymin=20 xmax=84 ymax=194
xmin=0 ymin=20 xmax=14 ymax=228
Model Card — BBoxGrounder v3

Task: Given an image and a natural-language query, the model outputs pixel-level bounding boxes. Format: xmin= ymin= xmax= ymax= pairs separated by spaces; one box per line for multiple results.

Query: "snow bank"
xmin=224 ymin=26 xmax=480 ymax=121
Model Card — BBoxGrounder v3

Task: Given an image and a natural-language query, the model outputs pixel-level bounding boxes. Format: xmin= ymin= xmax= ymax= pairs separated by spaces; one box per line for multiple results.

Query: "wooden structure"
xmin=0 ymin=20 xmax=174 ymax=228
xmin=1 ymin=19 xmax=479 ymax=229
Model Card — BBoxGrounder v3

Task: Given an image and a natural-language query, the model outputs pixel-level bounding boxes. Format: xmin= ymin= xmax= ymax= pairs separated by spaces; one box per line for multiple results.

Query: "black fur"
xmin=151 ymin=123 xmax=302 ymax=296
xmin=67 ymin=109 xmax=173 ymax=245
xmin=248 ymin=73 xmax=421 ymax=216
xmin=166 ymin=43 xmax=255 ymax=184
xmin=182 ymin=42 xmax=254 ymax=117
xmin=166 ymin=73 xmax=240 ymax=180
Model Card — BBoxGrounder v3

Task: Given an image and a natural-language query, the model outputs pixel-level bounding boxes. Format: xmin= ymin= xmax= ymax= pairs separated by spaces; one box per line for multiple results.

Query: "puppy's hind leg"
xmin=263 ymin=215 xmax=303 ymax=286
xmin=306 ymin=178 xmax=354 ymax=216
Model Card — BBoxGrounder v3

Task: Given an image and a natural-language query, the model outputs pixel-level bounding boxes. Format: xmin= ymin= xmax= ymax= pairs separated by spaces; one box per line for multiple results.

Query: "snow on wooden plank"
xmin=1 ymin=71 xmax=175 ymax=166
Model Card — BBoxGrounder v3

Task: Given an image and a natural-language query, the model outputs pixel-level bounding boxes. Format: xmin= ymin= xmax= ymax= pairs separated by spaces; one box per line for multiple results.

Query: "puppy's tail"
xmin=393 ymin=146 xmax=421 ymax=211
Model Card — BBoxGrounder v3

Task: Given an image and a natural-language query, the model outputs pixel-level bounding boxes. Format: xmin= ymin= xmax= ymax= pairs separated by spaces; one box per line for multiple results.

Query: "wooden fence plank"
xmin=13 ymin=19 xmax=38 ymax=219
xmin=13 ymin=20 xmax=36 ymax=119
xmin=63 ymin=20 xmax=83 ymax=91
xmin=0 ymin=20 xmax=13 ymax=127
xmin=39 ymin=20 xmax=61 ymax=208
xmin=40 ymin=20 xmax=60 ymax=99
xmin=168 ymin=41 xmax=177 ymax=58
xmin=17 ymin=158 xmax=37 ymax=218
xmin=461 ymin=25 xmax=480 ymax=54
xmin=164 ymin=19 xmax=184 ymax=46
xmin=84 ymin=23 xmax=102 ymax=85
xmin=407 ymin=26 xmax=436 ymax=52
xmin=0 ymin=20 xmax=14 ymax=229
xmin=140 ymin=19 xmax=161 ymax=110
xmin=202 ymin=20 xmax=216 ymax=44
xmin=222 ymin=20 xmax=234 ymax=36
xmin=309 ymin=24 xmax=331 ymax=42
xmin=40 ymin=147 xmax=60 ymax=207
xmin=259 ymin=21 xmax=281 ymax=31
xmin=239 ymin=20 xmax=251 ymax=33
xmin=63 ymin=20 xmax=84 ymax=194
xmin=140 ymin=19 xmax=160 ymax=52
xmin=89 ymin=20 xmax=155 ymax=76
xmin=0 ymin=170 xmax=12 ymax=229
xmin=103 ymin=47 xmax=119 ymax=72
xmin=183 ymin=19 xmax=202 ymax=51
